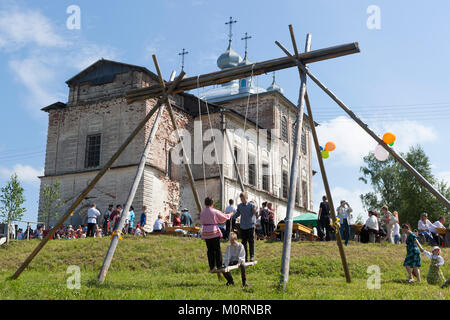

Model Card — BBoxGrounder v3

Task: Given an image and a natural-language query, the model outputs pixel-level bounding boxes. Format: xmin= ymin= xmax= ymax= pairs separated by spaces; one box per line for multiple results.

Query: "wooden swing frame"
xmin=11 ymin=24 xmax=449 ymax=293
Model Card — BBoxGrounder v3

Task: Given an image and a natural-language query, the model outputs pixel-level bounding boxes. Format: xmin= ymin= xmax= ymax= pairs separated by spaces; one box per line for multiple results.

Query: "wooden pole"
xmin=126 ymin=43 xmax=360 ymax=103
xmin=152 ymin=55 xmax=203 ymax=213
xmin=276 ymin=41 xmax=450 ymax=211
xmin=12 ymin=72 xmax=185 ymax=280
xmin=280 ymin=31 xmax=311 ymax=290
xmin=305 ymin=93 xmax=352 ymax=282
xmin=275 ymin=38 xmax=352 ymax=283
xmin=98 ymin=71 xmax=177 ymax=284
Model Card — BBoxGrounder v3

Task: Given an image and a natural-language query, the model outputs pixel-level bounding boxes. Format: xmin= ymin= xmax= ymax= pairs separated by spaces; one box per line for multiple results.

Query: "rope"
xmin=233 ymin=64 xmax=256 ymax=204
xmin=203 ymin=97 xmax=224 ymax=184
xmin=196 ymin=75 xmax=207 ymax=196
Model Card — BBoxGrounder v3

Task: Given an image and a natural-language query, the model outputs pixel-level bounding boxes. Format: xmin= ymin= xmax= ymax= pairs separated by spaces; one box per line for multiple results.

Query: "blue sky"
xmin=0 ymin=0 xmax=449 ymax=226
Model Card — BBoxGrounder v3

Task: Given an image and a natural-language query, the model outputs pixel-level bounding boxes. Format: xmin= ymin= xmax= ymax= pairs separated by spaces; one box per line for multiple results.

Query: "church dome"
xmin=217 ymin=42 xmax=242 ymax=69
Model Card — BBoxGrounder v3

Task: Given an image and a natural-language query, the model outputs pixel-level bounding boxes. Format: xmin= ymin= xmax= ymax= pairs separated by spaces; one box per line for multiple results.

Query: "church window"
xmin=281 ymin=116 xmax=288 ymax=142
xmin=301 ymin=130 xmax=307 ymax=155
xmin=262 ymin=163 xmax=270 ymax=192
xmin=85 ymin=134 xmax=101 ymax=168
xmin=248 ymin=154 xmax=256 ymax=186
xmin=282 ymin=170 xmax=288 ymax=199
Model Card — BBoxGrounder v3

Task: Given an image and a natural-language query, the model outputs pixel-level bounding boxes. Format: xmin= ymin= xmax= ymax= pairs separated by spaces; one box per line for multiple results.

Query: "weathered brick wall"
xmin=40 ymin=69 xmax=195 ymax=227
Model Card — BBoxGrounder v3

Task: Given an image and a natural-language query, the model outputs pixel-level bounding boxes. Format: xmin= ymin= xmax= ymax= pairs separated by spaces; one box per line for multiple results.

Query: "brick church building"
xmin=38 ymin=38 xmax=316 ymax=229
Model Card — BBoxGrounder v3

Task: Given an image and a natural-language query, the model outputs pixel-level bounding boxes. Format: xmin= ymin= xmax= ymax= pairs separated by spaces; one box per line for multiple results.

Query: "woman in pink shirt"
xmin=200 ymin=197 xmax=232 ymax=271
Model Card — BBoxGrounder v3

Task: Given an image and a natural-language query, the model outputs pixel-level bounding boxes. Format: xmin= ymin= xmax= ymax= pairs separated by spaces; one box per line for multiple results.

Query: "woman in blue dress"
xmin=402 ymin=223 xmax=424 ymax=283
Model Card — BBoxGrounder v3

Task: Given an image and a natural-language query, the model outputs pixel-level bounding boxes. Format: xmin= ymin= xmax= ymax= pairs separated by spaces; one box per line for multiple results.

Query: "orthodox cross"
xmin=225 ymin=16 xmax=237 ymax=43
xmin=241 ymin=32 xmax=252 ymax=58
xmin=178 ymin=48 xmax=189 ymax=72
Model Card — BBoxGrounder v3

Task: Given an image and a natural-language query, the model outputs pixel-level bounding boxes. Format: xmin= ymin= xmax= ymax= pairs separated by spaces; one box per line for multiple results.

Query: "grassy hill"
xmin=1 ymin=235 xmax=449 ymax=300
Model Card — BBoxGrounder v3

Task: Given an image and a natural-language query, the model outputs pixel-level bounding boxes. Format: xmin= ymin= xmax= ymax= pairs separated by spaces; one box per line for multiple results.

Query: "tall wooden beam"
xmin=97 ymin=71 xmax=177 ymax=284
xmin=276 ymin=38 xmax=352 ymax=284
xmin=276 ymin=42 xmax=450 ymax=211
xmin=280 ymin=29 xmax=311 ymax=291
xmin=126 ymin=42 xmax=360 ymax=103
xmin=12 ymin=72 xmax=186 ymax=280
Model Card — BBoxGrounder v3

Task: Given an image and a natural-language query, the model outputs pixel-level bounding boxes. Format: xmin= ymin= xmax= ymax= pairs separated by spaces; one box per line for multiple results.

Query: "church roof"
xmin=41 ymin=101 xmax=67 ymax=112
xmin=65 ymin=59 xmax=159 ymax=86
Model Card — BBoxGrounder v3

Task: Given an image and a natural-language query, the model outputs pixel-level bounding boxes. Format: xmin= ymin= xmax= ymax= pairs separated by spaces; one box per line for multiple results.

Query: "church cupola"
xmin=267 ymin=72 xmax=284 ymax=94
xmin=217 ymin=17 xmax=242 ymax=70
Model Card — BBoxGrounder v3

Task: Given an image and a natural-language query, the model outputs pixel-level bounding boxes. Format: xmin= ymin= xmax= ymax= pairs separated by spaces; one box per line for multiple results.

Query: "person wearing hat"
xmin=418 ymin=212 xmax=436 ymax=244
xmin=420 ymin=245 xmax=445 ymax=285
xmin=181 ymin=208 xmax=193 ymax=227
xmin=336 ymin=200 xmax=353 ymax=246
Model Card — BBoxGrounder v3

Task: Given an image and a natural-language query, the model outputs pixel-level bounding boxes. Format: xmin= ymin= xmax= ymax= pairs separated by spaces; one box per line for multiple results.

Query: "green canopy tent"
xmin=292 ymin=212 xmax=318 ymax=228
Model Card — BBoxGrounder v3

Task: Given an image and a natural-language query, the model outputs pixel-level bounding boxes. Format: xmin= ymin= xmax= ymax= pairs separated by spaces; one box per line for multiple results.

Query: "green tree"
xmin=39 ymin=180 xmax=63 ymax=228
xmin=359 ymin=145 xmax=449 ymax=225
xmin=0 ymin=174 xmax=26 ymax=243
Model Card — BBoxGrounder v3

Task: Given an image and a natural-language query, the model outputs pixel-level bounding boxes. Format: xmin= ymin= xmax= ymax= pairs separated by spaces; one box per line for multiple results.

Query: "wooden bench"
xmin=279 ymin=223 xmax=319 ymax=241
xmin=209 ymin=261 xmax=258 ymax=273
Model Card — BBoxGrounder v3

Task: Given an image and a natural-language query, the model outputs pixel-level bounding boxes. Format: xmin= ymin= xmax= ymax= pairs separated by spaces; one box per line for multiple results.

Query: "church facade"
xmin=38 ymin=40 xmax=316 ymax=229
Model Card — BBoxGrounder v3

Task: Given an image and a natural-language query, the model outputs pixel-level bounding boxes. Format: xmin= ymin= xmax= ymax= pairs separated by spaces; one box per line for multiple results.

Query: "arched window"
xmin=281 ymin=116 xmax=288 ymax=142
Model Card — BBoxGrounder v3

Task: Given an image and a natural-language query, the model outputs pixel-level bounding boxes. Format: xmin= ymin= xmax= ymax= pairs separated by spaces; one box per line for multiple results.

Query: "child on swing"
xmin=223 ymin=232 xmax=249 ymax=287
xmin=420 ymin=246 xmax=445 ymax=285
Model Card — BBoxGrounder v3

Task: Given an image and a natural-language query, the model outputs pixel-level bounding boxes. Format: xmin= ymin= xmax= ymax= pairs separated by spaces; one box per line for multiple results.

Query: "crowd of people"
xmin=9 ymin=202 xmax=196 ymax=241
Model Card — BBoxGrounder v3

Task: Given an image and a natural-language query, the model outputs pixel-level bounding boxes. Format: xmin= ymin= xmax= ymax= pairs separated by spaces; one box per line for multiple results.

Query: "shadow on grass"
xmin=85 ymin=278 xmax=220 ymax=290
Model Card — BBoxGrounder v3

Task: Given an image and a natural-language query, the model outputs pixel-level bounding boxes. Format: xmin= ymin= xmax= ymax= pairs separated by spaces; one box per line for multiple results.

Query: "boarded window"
xmin=295 ymin=179 xmax=300 ymax=204
xmin=281 ymin=116 xmax=288 ymax=142
xmin=168 ymin=150 xmax=173 ymax=180
xmin=302 ymin=180 xmax=308 ymax=208
xmin=282 ymin=170 xmax=288 ymax=199
xmin=262 ymin=163 xmax=270 ymax=192
xmin=85 ymin=134 xmax=101 ymax=168
xmin=248 ymin=154 xmax=256 ymax=186
xmin=301 ymin=130 xmax=307 ymax=155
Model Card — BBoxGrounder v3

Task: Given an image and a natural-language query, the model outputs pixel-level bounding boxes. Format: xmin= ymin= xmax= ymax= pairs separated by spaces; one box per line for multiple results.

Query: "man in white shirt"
xmin=336 ymin=200 xmax=353 ymax=246
xmin=418 ymin=212 xmax=437 ymax=245
xmin=364 ymin=211 xmax=379 ymax=243
xmin=153 ymin=214 xmax=164 ymax=232
xmin=87 ymin=203 xmax=101 ymax=237
xmin=433 ymin=216 xmax=446 ymax=245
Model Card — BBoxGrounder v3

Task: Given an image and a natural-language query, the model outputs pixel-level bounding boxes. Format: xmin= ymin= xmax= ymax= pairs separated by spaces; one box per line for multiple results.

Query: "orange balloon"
xmin=383 ymin=132 xmax=396 ymax=144
xmin=325 ymin=141 xmax=336 ymax=152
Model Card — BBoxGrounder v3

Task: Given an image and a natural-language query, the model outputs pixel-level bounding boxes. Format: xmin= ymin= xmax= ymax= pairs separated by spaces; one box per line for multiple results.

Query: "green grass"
xmin=0 ymin=236 xmax=449 ymax=300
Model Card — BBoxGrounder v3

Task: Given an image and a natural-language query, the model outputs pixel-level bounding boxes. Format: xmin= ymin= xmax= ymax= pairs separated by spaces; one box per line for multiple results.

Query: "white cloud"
xmin=67 ymin=43 xmax=118 ymax=70
xmin=437 ymin=171 xmax=450 ymax=185
xmin=9 ymin=56 xmax=65 ymax=113
xmin=0 ymin=7 xmax=69 ymax=50
xmin=2 ymin=3 xmax=119 ymax=115
xmin=145 ymin=36 xmax=166 ymax=59
xmin=0 ymin=164 xmax=43 ymax=184
xmin=316 ymin=116 xmax=376 ymax=166
xmin=316 ymin=116 xmax=438 ymax=167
